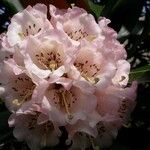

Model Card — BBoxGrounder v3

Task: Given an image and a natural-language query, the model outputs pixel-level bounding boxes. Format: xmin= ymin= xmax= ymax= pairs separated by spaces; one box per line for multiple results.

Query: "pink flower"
xmin=9 ymin=112 xmax=60 ymax=150
xmin=0 ymin=60 xmax=32 ymax=112
xmin=0 ymin=58 xmax=48 ymax=113
xmin=50 ymin=5 xmax=104 ymax=43
xmin=4 ymin=4 xmax=52 ymax=48
xmin=96 ymin=82 xmax=137 ymax=122
xmin=22 ymin=30 xmax=76 ymax=80
xmin=66 ymin=118 xmax=121 ymax=150
xmin=68 ymin=40 xmax=116 ymax=92
xmin=41 ymin=83 xmax=97 ymax=126
xmin=66 ymin=121 xmax=96 ymax=150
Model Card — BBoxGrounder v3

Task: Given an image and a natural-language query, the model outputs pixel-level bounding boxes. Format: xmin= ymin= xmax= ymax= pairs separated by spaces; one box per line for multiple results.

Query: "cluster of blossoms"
xmin=0 ymin=4 xmax=137 ymax=150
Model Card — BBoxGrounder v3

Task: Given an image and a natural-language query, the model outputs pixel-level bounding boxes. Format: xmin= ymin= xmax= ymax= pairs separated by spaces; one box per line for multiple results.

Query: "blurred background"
xmin=0 ymin=0 xmax=150 ymax=150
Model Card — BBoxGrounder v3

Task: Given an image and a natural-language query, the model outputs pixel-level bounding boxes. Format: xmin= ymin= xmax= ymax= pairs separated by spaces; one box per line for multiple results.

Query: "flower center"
xmin=35 ymin=51 xmax=62 ymax=72
xmin=18 ymin=23 xmax=41 ymax=39
xmin=48 ymin=84 xmax=78 ymax=120
xmin=65 ymin=26 xmax=96 ymax=41
xmin=66 ymin=28 xmax=88 ymax=41
xmin=74 ymin=61 xmax=100 ymax=84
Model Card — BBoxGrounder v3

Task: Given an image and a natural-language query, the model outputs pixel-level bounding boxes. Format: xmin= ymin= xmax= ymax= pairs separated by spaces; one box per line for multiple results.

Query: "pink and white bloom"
xmin=0 ymin=58 xmax=48 ymax=113
xmin=9 ymin=112 xmax=60 ymax=150
xmin=66 ymin=121 xmax=96 ymax=150
xmin=66 ymin=118 xmax=121 ymax=150
xmin=41 ymin=82 xmax=97 ymax=126
xmin=92 ymin=82 xmax=137 ymax=149
xmin=68 ymin=40 xmax=116 ymax=92
xmin=50 ymin=5 xmax=104 ymax=44
xmin=22 ymin=30 xmax=77 ymax=81
xmin=4 ymin=4 xmax=52 ymax=48
xmin=96 ymin=82 xmax=137 ymax=122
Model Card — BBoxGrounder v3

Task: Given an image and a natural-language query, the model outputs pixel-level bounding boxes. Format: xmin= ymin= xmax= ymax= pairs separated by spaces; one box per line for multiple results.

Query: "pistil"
xmin=49 ymin=60 xmax=58 ymax=72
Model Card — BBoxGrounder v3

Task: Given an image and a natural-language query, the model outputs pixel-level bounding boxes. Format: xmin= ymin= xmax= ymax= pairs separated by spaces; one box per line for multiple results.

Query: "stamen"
xmin=36 ymin=51 xmax=60 ymax=71
xmin=36 ymin=53 xmax=49 ymax=69
xmin=67 ymin=27 xmax=89 ymax=41
xmin=21 ymin=89 xmax=33 ymax=102
xmin=12 ymin=85 xmax=35 ymax=106
xmin=75 ymin=61 xmax=100 ymax=84
xmin=38 ymin=59 xmax=49 ymax=69
xmin=62 ymin=92 xmax=73 ymax=120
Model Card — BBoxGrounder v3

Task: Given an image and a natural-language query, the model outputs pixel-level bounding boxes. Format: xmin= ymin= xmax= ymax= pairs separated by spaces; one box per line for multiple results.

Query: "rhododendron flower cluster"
xmin=0 ymin=4 xmax=137 ymax=150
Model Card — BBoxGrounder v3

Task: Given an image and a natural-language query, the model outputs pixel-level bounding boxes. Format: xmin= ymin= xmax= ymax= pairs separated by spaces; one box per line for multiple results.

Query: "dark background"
xmin=0 ymin=0 xmax=150 ymax=150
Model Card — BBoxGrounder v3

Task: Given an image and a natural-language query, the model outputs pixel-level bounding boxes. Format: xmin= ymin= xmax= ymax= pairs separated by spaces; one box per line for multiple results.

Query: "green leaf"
xmin=84 ymin=0 xmax=104 ymax=18
xmin=100 ymin=0 xmax=145 ymax=32
xmin=2 ymin=0 xmax=23 ymax=12
xmin=129 ymin=65 xmax=150 ymax=83
xmin=111 ymin=0 xmax=126 ymax=14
